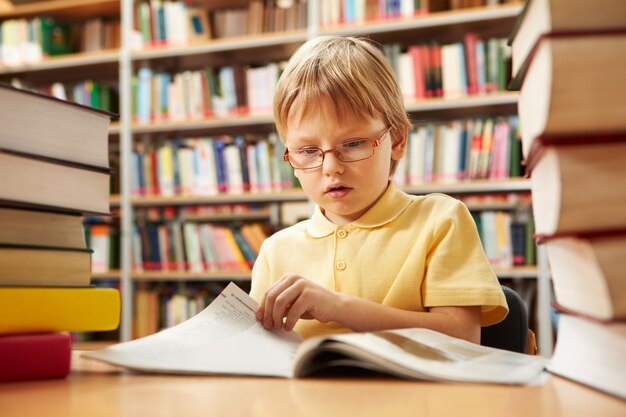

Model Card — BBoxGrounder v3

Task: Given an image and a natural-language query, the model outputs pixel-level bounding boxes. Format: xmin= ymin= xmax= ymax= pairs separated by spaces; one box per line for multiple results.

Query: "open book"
xmin=83 ymin=283 xmax=547 ymax=384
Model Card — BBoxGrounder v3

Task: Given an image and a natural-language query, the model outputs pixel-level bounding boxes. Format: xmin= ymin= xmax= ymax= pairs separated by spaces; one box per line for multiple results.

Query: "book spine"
xmin=0 ymin=333 xmax=71 ymax=382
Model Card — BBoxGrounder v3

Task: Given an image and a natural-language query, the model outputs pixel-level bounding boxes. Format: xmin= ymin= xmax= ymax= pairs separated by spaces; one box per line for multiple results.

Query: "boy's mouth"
xmin=325 ymin=184 xmax=352 ymax=197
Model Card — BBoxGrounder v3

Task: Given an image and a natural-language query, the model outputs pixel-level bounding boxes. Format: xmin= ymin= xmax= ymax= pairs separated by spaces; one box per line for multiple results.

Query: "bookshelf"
xmin=0 ymin=0 xmax=553 ymax=355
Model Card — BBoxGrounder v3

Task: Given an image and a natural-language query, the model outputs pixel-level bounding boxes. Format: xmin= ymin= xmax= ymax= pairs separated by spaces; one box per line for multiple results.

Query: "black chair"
xmin=481 ymin=285 xmax=536 ymax=354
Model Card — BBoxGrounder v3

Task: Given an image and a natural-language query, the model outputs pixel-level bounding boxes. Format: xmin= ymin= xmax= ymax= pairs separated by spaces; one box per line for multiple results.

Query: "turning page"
xmin=83 ymin=282 xmax=303 ymax=377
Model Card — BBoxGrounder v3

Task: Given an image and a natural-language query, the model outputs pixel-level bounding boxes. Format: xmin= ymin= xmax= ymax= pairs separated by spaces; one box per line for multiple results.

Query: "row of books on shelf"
xmin=322 ymin=0 xmax=437 ymax=25
xmin=386 ymin=36 xmax=510 ymax=100
xmin=132 ymin=220 xmax=269 ymax=273
xmin=392 ymin=116 xmax=523 ymax=185
xmin=131 ymin=35 xmax=510 ymax=123
xmin=0 ymin=83 xmax=120 ymax=382
xmin=133 ymin=63 xmax=280 ymax=122
xmin=131 ymin=134 xmax=297 ymax=198
xmin=12 ymin=79 xmax=120 ymax=114
xmin=473 ymin=209 xmax=535 ymax=268
xmin=133 ymin=0 xmax=307 ymax=49
xmin=321 ymin=0 xmax=519 ymax=26
xmin=133 ymin=282 xmax=227 ymax=338
xmin=0 ymin=16 xmax=120 ymax=68
xmin=130 ymin=115 xmax=520 ymax=201
xmin=509 ymin=0 xmax=626 ymax=400
xmin=125 ymin=206 xmax=534 ymax=275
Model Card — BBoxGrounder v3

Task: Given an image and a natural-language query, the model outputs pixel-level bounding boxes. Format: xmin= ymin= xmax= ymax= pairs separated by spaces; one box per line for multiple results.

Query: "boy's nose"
xmin=321 ymin=150 xmax=345 ymax=175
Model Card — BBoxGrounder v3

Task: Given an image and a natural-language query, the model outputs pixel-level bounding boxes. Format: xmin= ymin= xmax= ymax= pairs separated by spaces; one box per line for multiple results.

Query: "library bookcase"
xmin=0 ymin=0 xmax=553 ymax=355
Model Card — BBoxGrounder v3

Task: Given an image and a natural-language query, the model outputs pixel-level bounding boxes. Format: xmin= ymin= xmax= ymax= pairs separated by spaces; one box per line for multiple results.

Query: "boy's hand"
xmin=256 ymin=274 xmax=340 ymax=332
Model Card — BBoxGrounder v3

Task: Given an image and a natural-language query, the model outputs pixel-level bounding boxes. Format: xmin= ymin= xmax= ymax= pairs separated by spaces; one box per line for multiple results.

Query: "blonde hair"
xmin=273 ymin=36 xmax=412 ymax=174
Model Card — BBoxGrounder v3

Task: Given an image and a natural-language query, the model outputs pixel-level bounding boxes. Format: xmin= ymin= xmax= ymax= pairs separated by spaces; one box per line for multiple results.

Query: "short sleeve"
xmin=422 ymin=198 xmax=508 ymax=326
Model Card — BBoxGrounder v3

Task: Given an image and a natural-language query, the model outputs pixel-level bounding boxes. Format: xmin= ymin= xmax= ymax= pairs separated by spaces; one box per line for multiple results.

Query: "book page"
xmin=83 ymin=282 xmax=302 ymax=377
xmin=294 ymin=328 xmax=548 ymax=384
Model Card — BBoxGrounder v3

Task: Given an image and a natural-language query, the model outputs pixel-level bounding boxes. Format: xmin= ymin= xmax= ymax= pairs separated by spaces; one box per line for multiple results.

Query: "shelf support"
xmin=119 ymin=0 xmax=134 ymax=342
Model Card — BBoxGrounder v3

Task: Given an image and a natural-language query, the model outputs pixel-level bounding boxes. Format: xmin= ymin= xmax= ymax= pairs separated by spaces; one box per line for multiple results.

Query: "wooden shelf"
xmin=0 ymin=0 xmax=119 ymax=19
xmin=109 ymin=194 xmax=121 ymax=208
xmin=494 ymin=266 xmax=539 ymax=279
xmin=92 ymin=270 xmax=120 ymax=280
xmin=128 ymin=113 xmax=274 ymax=135
xmin=130 ymin=30 xmax=307 ymax=61
xmin=130 ymin=189 xmax=309 ymax=207
xmin=119 ymin=93 xmax=517 ymax=136
xmin=181 ymin=208 xmax=272 ymax=222
xmin=402 ymin=178 xmax=531 ymax=195
xmin=131 ymin=271 xmax=252 ymax=282
xmin=0 ymin=49 xmax=119 ymax=75
xmin=127 ymin=265 xmax=539 ymax=282
xmin=71 ymin=340 xmax=116 ymax=350
xmin=464 ymin=201 xmax=531 ymax=211
xmin=405 ymin=92 xmax=518 ymax=113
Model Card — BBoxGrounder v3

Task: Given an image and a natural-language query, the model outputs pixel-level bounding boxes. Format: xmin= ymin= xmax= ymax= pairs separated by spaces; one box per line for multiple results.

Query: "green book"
xmin=524 ymin=218 xmax=536 ymax=266
xmin=40 ymin=18 xmax=72 ymax=56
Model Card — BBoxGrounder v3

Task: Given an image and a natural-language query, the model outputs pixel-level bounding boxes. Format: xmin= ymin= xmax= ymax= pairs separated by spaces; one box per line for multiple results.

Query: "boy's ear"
xmin=391 ymin=131 xmax=408 ymax=160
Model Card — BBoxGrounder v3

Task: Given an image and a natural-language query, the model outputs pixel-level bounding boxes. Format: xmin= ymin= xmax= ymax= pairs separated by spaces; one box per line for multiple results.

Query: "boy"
xmin=250 ymin=36 xmax=507 ymax=343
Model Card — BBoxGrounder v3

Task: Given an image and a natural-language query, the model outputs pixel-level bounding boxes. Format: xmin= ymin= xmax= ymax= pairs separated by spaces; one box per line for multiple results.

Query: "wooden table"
xmin=0 ymin=351 xmax=624 ymax=417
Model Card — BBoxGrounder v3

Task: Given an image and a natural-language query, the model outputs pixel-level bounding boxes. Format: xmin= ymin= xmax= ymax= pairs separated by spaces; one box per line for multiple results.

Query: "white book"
xmin=408 ymin=129 xmax=426 ymax=185
xmin=441 ymin=43 xmax=463 ymax=99
xmin=392 ymin=153 xmax=407 ymax=187
xmin=397 ymin=52 xmax=416 ymax=102
xmin=223 ymin=144 xmax=244 ymax=194
xmin=182 ymin=223 xmax=203 ymax=272
xmin=132 ymin=227 xmax=144 ymax=272
xmin=246 ymin=142 xmax=260 ymax=193
xmin=256 ymin=140 xmax=273 ymax=193
xmin=89 ymin=225 xmax=110 ymax=273
xmin=193 ymin=138 xmax=219 ymax=195
xmin=401 ymin=0 xmax=414 ymax=18
xmin=422 ymin=124 xmax=435 ymax=183
xmin=480 ymin=211 xmax=498 ymax=266
xmin=168 ymin=74 xmax=185 ymax=121
xmin=438 ymin=120 xmax=463 ymax=183
xmin=198 ymin=224 xmax=219 ymax=272
xmin=84 ymin=282 xmax=547 ymax=383
xmin=176 ymin=147 xmax=195 ymax=195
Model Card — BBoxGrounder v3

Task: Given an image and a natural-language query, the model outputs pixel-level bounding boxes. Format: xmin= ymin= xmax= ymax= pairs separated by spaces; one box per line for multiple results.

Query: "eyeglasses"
xmin=283 ymin=127 xmax=391 ymax=170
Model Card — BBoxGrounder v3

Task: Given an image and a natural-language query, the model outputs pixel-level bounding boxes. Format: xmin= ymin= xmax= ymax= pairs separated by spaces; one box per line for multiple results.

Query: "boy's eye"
xmin=297 ymin=148 xmax=321 ymax=156
xmin=341 ymin=139 xmax=368 ymax=149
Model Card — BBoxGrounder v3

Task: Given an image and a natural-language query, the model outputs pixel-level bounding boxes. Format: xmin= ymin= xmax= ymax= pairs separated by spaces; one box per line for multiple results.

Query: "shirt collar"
xmin=307 ymin=182 xmax=413 ymax=238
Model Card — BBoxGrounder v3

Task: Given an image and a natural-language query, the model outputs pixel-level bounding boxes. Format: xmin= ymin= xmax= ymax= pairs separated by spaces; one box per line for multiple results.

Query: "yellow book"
xmin=0 ymin=287 xmax=120 ymax=334
xmin=220 ymin=227 xmax=250 ymax=272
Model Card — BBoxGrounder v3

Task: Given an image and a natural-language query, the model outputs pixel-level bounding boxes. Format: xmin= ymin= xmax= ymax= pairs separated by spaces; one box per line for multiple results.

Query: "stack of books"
xmin=509 ymin=0 xmax=626 ymax=400
xmin=0 ymin=83 xmax=120 ymax=382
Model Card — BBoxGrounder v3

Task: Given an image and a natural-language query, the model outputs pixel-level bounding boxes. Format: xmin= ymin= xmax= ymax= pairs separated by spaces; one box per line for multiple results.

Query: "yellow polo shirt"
xmin=250 ymin=182 xmax=508 ymax=338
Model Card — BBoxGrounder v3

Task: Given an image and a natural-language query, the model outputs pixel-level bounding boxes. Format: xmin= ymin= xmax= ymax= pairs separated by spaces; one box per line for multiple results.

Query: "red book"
xmin=408 ymin=45 xmax=426 ymax=99
xmin=0 ymin=333 xmax=71 ymax=382
xmin=463 ymin=32 xmax=479 ymax=95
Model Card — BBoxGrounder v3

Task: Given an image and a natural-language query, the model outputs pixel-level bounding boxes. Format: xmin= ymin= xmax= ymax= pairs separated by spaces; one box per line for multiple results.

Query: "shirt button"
xmin=337 ymin=229 xmax=348 ymax=239
xmin=336 ymin=261 xmax=346 ymax=270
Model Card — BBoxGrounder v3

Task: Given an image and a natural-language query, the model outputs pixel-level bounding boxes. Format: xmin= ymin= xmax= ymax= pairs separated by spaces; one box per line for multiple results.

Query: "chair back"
xmin=481 ymin=285 xmax=532 ymax=354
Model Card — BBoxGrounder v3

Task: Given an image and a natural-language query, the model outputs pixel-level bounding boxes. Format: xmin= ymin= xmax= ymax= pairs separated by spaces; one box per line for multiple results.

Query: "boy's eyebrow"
xmin=288 ymin=129 xmax=376 ymax=144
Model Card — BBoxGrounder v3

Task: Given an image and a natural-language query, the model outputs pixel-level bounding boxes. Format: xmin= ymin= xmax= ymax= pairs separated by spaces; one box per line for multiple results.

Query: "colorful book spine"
xmin=0 ymin=287 xmax=120 ymax=334
xmin=0 ymin=333 xmax=72 ymax=382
